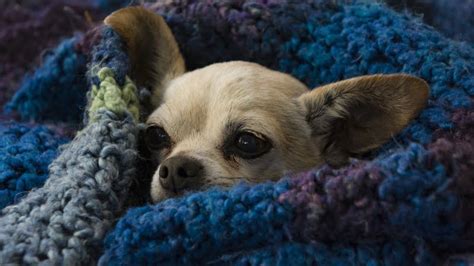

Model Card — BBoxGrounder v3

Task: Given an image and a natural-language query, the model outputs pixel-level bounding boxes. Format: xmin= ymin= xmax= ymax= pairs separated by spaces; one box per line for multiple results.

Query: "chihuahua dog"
xmin=105 ymin=7 xmax=429 ymax=202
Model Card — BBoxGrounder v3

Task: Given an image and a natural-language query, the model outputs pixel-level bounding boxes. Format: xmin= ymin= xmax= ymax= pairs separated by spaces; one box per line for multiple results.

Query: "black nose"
xmin=158 ymin=156 xmax=204 ymax=192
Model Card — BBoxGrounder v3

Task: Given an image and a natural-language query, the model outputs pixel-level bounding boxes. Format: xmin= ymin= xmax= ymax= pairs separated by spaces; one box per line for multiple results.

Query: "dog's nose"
xmin=158 ymin=156 xmax=203 ymax=192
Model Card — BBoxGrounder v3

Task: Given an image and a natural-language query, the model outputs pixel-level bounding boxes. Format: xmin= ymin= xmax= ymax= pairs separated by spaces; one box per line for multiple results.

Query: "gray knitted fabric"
xmin=0 ymin=110 xmax=137 ymax=265
xmin=0 ymin=26 xmax=139 ymax=264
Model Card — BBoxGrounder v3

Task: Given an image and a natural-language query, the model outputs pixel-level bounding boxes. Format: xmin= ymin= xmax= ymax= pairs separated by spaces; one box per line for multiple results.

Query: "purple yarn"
xmin=0 ymin=0 xmax=131 ymax=111
xmin=0 ymin=0 xmax=96 ymax=109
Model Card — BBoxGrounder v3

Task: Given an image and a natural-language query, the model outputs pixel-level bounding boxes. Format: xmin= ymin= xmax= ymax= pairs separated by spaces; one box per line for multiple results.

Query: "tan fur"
xmin=104 ymin=6 xmax=185 ymax=106
xmin=105 ymin=7 xmax=430 ymax=202
xmin=299 ymin=74 xmax=429 ymax=166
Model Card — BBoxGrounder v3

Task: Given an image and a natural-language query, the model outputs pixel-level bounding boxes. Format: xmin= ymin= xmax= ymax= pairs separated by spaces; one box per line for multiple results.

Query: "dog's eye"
xmin=145 ymin=126 xmax=171 ymax=150
xmin=233 ymin=132 xmax=271 ymax=159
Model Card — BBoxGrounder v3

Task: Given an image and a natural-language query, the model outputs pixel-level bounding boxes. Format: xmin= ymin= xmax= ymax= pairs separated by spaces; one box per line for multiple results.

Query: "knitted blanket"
xmin=1 ymin=0 xmax=473 ymax=265
xmin=386 ymin=0 xmax=474 ymax=42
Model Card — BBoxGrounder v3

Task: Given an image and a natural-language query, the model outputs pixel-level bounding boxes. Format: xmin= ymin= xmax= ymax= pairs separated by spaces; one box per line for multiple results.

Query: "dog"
xmin=105 ymin=7 xmax=429 ymax=202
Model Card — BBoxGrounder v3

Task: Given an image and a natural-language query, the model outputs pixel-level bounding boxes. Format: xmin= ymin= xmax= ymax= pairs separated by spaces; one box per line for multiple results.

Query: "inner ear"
xmin=299 ymin=74 xmax=429 ymax=167
xmin=104 ymin=6 xmax=185 ymax=107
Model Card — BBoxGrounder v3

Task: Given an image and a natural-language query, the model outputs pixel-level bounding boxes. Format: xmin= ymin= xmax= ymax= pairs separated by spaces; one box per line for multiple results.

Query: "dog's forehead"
xmin=166 ymin=61 xmax=307 ymax=101
xmin=147 ymin=61 xmax=308 ymax=139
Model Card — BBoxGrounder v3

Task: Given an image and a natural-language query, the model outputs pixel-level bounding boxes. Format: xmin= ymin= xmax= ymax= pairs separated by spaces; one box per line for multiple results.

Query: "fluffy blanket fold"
xmin=0 ymin=0 xmax=473 ymax=265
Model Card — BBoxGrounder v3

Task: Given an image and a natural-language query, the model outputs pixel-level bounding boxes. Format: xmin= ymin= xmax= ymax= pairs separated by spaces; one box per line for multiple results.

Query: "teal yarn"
xmin=0 ymin=123 xmax=69 ymax=210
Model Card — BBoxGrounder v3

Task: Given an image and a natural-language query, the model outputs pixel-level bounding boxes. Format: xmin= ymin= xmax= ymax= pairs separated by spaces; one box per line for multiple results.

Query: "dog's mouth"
xmin=151 ymin=185 xmax=203 ymax=203
xmin=151 ymin=176 xmax=248 ymax=203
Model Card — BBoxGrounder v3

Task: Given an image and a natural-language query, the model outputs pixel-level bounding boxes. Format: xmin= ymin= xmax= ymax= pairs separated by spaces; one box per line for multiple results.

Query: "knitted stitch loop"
xmin=1 ymin=0 xmax=133 ymax=118
xmin=0 ymin=26 xmax=139 ymax=264
xmin=99 ymin=1 xmax=474 ymax=265
xmin=88 ymin=67 xmax=139 ymax=121
xmin=100 ymin=143 xmax=472 ymax=264
xmin=0 ymin=1 xmax=473 ymax=265
xmin=4 ymin=38 xmax=88 ymax=122
xmin=0 ymin=123 xmax=69 ymax=210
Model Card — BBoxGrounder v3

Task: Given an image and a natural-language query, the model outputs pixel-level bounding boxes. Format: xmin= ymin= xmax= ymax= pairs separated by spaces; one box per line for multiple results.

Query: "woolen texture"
xmin=0 ymin=0 xmax=473 ymax=265
xmin=0 ymin=123 xmax=69 ymax=210
xmin=386 ymin=0 xmax=474 ymax=42
xmin=0 ymin=0 xmax=133 ymax=124
xmin=99 ymin=1 xmax=473 ymax=265
xmin=4 ymin=38 xmax=88 ymax=122
xmin=0 ymin=28 xmax=140 ymax=264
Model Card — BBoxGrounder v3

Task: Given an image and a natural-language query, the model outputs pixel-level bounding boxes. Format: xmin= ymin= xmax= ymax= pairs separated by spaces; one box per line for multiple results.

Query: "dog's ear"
xmin=105 ymin=6 xmax=185 ymax=106
xmin=298 ymin=74 xmax=429 ymax=166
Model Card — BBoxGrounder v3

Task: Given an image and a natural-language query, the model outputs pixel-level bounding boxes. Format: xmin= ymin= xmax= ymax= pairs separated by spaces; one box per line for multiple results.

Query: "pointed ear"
xmin=298 ymin=74 xmax=429 ymax=166
xmin=104 ymin=6 xmax=185 ymax=106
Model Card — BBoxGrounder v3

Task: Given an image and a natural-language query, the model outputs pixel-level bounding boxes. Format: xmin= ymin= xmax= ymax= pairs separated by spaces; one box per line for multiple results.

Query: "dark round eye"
xmin=145 ymin=126 xmax=171 ymax=150
xmin=233 ymin=132 xmax=271 ymax=159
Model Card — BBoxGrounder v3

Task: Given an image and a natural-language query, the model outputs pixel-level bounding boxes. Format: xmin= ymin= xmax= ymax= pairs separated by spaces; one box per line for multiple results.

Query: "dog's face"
xmin=106 ymin=7 xmax=429 ymax=202
xmin=146 ymin=62 xmax=319 ymax=200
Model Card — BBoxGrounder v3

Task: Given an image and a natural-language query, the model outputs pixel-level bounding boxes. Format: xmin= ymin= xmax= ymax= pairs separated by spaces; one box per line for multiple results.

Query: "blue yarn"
xmin=377 ymin=144 xmax=463 ymax=247
xmin=100 ymin=158 xmax=457 ymax=265
xmin=418 ymin=107 xmax=453 ymax=130
xmin=0 ymin=123 xmax=69 ymax=210
xmin=4 ymin=37 xmax=88 ymax=122
xmin=6 ymin=1 xmax=472 ymax=135
xmin=89 ymin=27 xmax=129 ymax=87
xmin=99 ymin=1 xmax=473 ymax=265
xmin=0 ymin=22 xmax=139 ymax=262
xmin=99 ymin=181 xmax=293 ymax=265
xmin=1 ymin=0 xmax=473 ymax=265
xmin=99 ymin=142 xmax=468 ymax=264
xmin=3 ymin=29 xmax=128 ymax=123
xmin=273 ymin=3 xmax=473 ymax=147
xmin=215 ymin=241 xmax=435 ymax=266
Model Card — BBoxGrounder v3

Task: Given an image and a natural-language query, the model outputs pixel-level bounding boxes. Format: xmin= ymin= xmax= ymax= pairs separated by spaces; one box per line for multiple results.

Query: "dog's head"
xmin=105 ymin=7 xmax=429 ymax=202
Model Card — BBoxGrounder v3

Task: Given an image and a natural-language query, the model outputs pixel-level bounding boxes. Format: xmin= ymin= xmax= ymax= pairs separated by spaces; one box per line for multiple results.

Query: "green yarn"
xmin=88 ymin=67 xmax=139 ymax=122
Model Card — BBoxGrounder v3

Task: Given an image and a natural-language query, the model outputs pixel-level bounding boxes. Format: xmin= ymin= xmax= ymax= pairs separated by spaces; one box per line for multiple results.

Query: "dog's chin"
xmin=150 ymin=176 xmax=248 ymax=203
xmin=151 ymin=189 xmax=180 ymax=203
xmin=150 ymin=187 xmax=201 ymax=203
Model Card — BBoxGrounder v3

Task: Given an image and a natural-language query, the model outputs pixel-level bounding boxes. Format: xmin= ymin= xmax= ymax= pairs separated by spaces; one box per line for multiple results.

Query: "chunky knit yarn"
xmin=0 ymin=0 xmax=130 ymax=119
xmin=100 ymin=143 xmax=473 ymax=265
xmin=0 ymin=123 xmax=69 ymax=210
xmin=5 ymin=38 xmax=88 ymax=122
xmin=99 ymin=1 xmax=472 ymax=265
xmin=0 ymin=0 xmax=90 ymax=109
xmin=386 ymin=0 xmax=474 ymax=42
xmin=0 ymin=28 xmax=140 ymax=264
xmin=0 ymin=0 xmax=473 ymax=265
